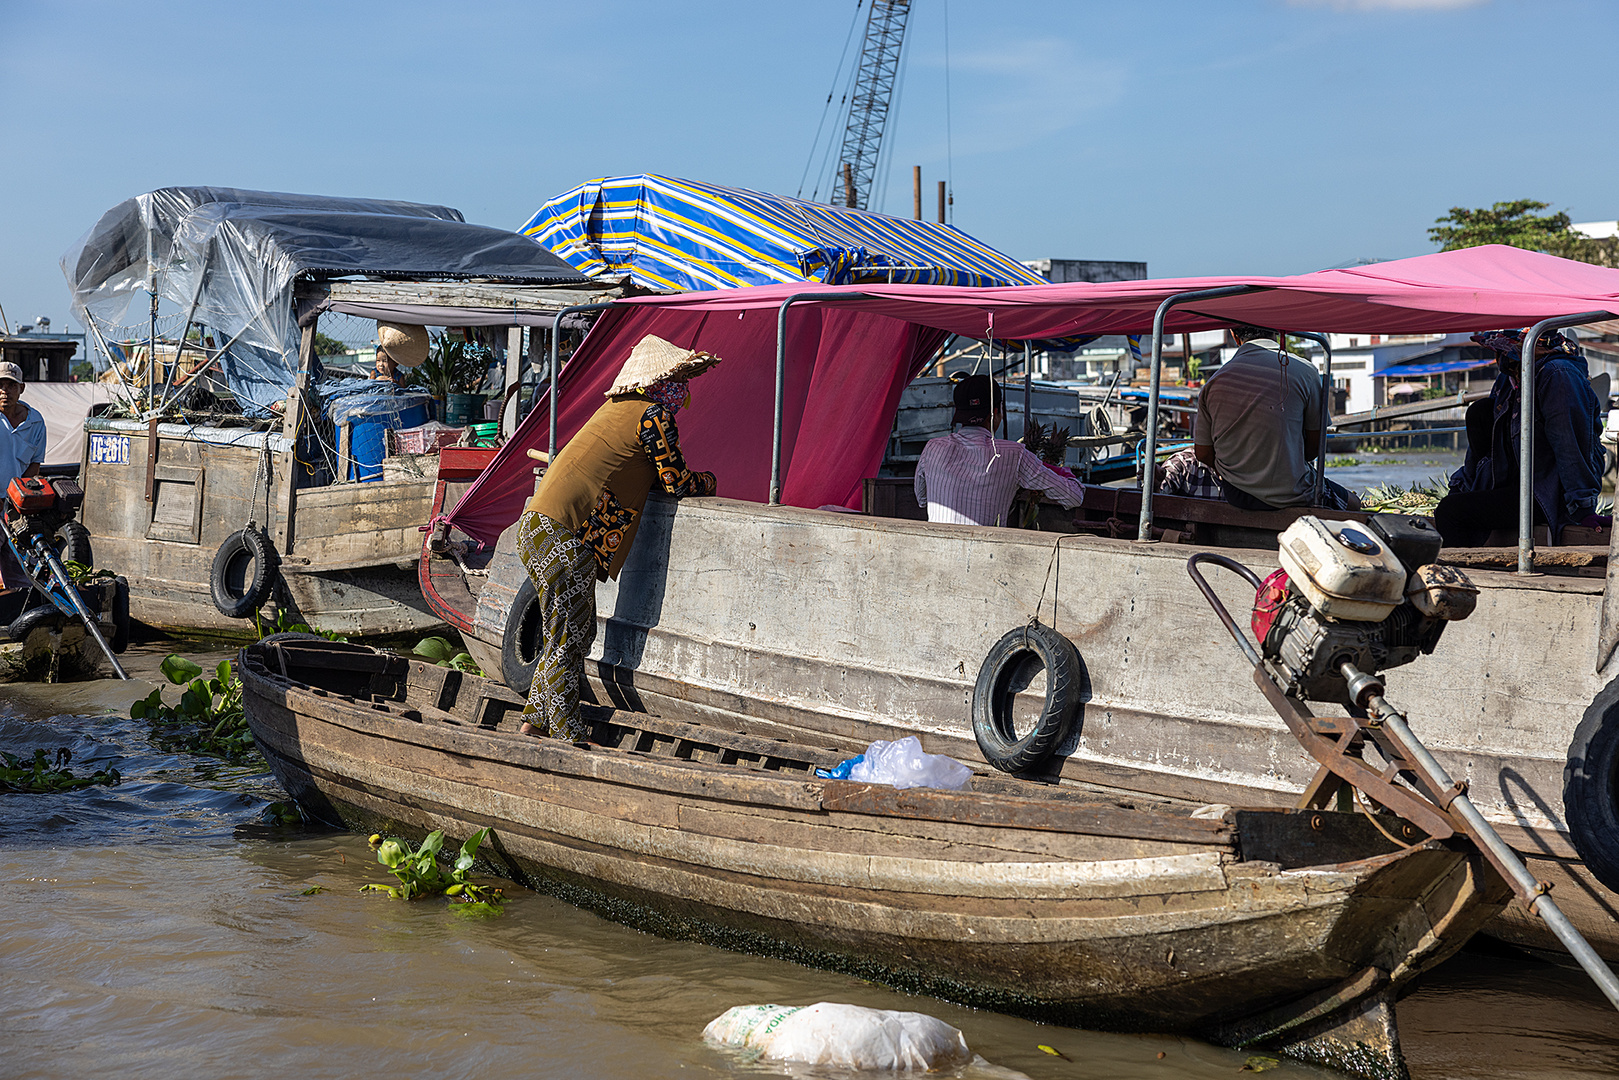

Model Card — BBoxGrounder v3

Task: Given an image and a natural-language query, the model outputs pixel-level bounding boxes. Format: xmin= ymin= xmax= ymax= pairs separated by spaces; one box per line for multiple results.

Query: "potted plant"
xmin=406 ymin=332 xmax=489 ymax=424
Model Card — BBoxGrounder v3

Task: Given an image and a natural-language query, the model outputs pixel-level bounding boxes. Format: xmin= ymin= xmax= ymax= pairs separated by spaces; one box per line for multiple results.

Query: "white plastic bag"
xmin=848 ymin=736 xmax=972 ymax=791
xmin=703 ymin=1001 xmax=972 ymax=1071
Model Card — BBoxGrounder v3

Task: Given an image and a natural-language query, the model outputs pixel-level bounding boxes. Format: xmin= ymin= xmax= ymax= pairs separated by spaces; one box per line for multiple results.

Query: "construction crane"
xmin=832 ymin=0 xmax=911 ymax=210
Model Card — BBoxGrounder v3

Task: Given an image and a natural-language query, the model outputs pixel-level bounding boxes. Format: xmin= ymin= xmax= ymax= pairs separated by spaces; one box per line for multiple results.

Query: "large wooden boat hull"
xmin=81 ymin=418 xmax=442 ymax=638
xmin=440 ymin=495 xmax=1619 ymax=959
xmin=241 ymin=638 xmax=1507 ymax=1079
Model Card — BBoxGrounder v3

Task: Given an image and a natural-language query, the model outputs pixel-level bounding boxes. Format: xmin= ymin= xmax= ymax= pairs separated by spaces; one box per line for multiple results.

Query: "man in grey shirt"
xmin=1194 ymin=325 xmax=1356 ymax=510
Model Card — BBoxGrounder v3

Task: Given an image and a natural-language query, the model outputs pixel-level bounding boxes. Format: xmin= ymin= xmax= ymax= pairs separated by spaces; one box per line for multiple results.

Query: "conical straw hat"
xmin=377 ymin=321 xmax=429 ymax=367
xmin=606 ymin=335 xmax=721 ymax=396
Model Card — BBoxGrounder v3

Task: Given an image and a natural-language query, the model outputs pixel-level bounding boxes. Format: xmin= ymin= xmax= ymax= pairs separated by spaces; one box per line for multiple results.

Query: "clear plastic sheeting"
xmin=61 ymin=187 xmax=587 ymax=416
xmin=318 ymin=377 xmax=432 ymax=424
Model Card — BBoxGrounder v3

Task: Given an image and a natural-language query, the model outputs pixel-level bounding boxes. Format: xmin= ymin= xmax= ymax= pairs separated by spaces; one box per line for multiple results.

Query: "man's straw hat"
xmin=606 ymin=335 xmax=721 ymax=396
xmin=377 ymin=322 xmax=429 ymax=367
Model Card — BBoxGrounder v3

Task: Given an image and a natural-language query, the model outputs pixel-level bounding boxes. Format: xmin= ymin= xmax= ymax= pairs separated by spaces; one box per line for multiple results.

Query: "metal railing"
xmin=1138 ymin=285 xmax=1266 ymax=540
xmin=547 ymin=302 xmax=618 ymax=459
xmin=773 ymin=292 xmax=870 ymax=504
xmin=1517 ymin=311 xmax=1614 ymax=574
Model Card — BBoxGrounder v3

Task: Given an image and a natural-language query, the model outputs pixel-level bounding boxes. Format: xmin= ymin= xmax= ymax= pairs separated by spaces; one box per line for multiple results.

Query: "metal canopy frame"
xmin=1138 ymin=285 xmax=1267 ymax=541
xmin=772 ymin=292 xmax=872 ymax=504
xmin=548 ymin=302 xmax=617 ymax=459
xmin=1517 ymin=310 xmax=1616 ymax=574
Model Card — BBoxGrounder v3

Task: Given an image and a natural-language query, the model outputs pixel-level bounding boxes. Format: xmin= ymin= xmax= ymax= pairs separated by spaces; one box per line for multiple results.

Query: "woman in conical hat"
xmin=515 ymin=334 xmax=721 ymax=739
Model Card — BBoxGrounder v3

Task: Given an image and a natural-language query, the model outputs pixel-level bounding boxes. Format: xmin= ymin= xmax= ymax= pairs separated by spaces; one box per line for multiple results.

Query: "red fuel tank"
xmin=7 ymin=476 xmax=55 ymax=512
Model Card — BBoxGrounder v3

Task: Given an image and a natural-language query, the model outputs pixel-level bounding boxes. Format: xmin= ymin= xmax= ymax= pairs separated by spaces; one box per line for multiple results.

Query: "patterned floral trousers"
xmin=515 ymin=510 xmax=597 ymax=741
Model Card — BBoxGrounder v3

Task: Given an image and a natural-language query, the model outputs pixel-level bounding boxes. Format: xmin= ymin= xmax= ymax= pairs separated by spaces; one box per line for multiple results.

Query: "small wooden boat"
xmin=241 ymin=635 xmax=1510 ymax=1080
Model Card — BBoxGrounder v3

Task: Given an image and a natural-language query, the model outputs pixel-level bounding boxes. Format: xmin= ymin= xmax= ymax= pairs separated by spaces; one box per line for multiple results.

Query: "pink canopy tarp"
xmin=446 ymin=246 xmax=1619 ymax=547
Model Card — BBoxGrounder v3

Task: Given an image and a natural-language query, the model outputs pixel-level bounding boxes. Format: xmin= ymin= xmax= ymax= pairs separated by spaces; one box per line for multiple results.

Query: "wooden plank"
xmin=819 ymin=780 xmax=1233 ymax=846
xmin=305 ymin=279 xmax=615 ymax=311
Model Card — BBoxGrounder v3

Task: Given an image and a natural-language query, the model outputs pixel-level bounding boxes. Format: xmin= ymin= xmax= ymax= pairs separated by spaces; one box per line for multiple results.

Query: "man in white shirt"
xmin=914 ymin=375 xmax=1086 ymax=526
xmin=0 ymin=361 xmax=48 ymax=591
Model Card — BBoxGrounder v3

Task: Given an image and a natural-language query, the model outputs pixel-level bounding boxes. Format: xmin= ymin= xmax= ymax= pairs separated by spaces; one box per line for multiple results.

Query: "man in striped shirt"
xmin=914 ymin=375 xmax=1087 ymax=527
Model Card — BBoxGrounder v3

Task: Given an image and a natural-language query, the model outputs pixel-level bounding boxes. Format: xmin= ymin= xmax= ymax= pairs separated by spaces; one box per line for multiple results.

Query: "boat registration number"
xmin=89 ymin=434 xmax=130 ymax=465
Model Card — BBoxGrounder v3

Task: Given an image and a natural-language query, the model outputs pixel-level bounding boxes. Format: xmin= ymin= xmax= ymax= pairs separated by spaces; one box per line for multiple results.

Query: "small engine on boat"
xmin=1253 ymin=514 xmax=1478 ymax=703
xmin=5 ymin=475 xmax=84 ymax=537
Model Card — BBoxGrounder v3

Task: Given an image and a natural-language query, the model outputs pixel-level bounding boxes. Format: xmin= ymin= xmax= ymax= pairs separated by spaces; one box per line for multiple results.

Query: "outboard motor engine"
xmin=1250 ymin=514 xmax=1477 ymax=704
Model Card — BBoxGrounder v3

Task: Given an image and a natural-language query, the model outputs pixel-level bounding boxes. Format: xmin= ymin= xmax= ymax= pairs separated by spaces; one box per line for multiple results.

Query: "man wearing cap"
xmin=0 ymin=362 xmax=47 ymax=591
xmin=515 ymin=335 xmax=720 ymax=741
xmin=914 ymin=374 xmax=1085 ymax=527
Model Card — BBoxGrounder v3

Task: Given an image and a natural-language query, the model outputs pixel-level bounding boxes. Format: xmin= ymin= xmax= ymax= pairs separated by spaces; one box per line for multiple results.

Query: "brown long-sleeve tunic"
xmin=525 ymin=393 xmax=714 ymax=579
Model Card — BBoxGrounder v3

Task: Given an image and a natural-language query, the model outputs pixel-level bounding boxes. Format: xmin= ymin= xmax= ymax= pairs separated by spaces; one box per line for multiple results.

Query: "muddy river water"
xmin=2 ymin=649 xmax=1615 ymax=1080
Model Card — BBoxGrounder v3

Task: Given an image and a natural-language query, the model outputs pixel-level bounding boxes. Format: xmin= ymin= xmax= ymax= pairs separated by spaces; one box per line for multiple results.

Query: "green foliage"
xmin=314 ymin=332 xmax=350 ymax=357
xmin=362 ymin=828 xmax=504 ymax=912
xmin=255 ymin=606 xmax=348 ymax=642
xmin=0 ymin=747 xmax=120 ymax=793
xmin=411 ymin=635 xmax=482 ymax=674
xmin=403 ymin=332 xmax=488 ymax=399
xmin=261 ymin=800 xmax=304 ymax=826
xmin=1326 ymin=456 xmax=1361 ymax=468
xmin=1429 ymin=199 xmax=1619 ymax=267
xmin=131 ymin=654 xmax=255 ymax=760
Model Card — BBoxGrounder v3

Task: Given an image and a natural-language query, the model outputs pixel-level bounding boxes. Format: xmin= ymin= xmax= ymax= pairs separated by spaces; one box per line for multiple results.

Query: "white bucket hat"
xmin=376 ymin=322 xmax=430 ymax=367
xmin=605 ymin=335 xmax=721 ymax=397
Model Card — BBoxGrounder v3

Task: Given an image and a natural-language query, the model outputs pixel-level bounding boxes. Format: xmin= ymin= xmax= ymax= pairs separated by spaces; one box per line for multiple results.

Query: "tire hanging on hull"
xmin=971 ymin=622 xmax=1084 ymax=774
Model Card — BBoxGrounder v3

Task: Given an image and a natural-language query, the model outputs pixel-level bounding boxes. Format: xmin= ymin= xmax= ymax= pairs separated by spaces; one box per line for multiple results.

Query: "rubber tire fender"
xmin=211 ymin=527 xmax=279 ymax=620
xmin=500 ymin=576 xmax=543 ymax=696
xmin=7 ymin=604 xmax=68 ymax=644
xmin=1563 ymin=677 xmax=1619 ymax=893
xmin=52 ymin=520 xmax=93 ymax=566
xmin=971 ymin=622 xmax=1084 ymax=774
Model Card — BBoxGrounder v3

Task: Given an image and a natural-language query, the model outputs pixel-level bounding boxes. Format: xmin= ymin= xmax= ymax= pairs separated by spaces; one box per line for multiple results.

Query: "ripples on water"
xmin=1 ymin=667 xmax=1615 ymax=1080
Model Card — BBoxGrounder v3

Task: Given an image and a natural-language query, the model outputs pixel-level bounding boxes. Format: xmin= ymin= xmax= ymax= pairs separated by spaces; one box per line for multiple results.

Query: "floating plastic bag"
xmin=703 ymin=1002 xmax=973 ymax=1071
xmin=847 ymin=735 xmax=972 ymax=791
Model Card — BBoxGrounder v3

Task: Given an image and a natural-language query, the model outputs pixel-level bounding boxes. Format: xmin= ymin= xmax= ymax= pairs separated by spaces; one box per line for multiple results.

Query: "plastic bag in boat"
xmin=703 ymin=1002 xmax=972 ymax=1070
xmin=848 ymin=736 xmax=972 ymax=791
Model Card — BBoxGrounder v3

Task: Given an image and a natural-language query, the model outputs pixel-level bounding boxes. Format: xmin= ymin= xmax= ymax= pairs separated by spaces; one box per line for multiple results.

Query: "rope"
xmin=1030 ymin=532 xmax=1074 ymax=632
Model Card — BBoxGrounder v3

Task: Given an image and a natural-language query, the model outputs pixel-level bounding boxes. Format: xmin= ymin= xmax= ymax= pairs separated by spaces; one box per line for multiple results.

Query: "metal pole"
xmin=547 ymin=302 xmax=616 ymax=460
xmin=1364 ymin=689 xmax=1619 ymax=1010
xmin=1517 ymin=312 xmax=1613 ymax=574
xmin=1022 ymin=341 xmax=1032 ymax=442
xmin=773 ymin=291 xmax=869 ymax=504
xmin=1289 ymin=331 xmax=1333 ymax=506
xmin=1138 ymin=285 xmax=1265 ymax=542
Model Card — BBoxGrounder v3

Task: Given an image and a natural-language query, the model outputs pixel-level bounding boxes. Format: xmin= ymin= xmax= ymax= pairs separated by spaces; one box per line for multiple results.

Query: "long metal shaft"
xmin=546 ymin=302 xmax=616 ymax=459
xmin=1361 ymin=683 xmax=1619 ymax=1009
xmin=773 ymin=292 xmax=867 ymax=504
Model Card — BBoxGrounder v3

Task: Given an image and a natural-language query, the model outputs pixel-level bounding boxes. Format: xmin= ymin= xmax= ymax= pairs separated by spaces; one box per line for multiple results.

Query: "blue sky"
xmin=2 ymin=0 xmax=1615 ymax=335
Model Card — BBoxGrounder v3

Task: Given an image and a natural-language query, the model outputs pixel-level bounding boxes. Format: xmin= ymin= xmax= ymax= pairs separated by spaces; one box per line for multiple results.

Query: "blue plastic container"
xmin=348 ymin=401 xmax=428 ymax=481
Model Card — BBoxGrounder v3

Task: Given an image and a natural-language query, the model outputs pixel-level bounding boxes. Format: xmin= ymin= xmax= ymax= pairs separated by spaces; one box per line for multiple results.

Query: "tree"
xmin=313 ymin=331 xmax=350 ymax=356
xmin=1429 ymin=199 xmax=1618 ymax=267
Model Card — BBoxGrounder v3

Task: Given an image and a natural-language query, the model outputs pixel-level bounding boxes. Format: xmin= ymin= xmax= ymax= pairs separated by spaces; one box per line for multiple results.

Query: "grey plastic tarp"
xmin=61 ymin=187 xmax=588 ymax=416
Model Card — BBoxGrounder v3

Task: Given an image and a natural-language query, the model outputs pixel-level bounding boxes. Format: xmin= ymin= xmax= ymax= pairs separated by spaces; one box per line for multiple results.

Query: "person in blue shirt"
xmin=0 ymin=360 xmax=48 ymax=590
xmin=1434 ymin=329 xmax=1607 ymax=547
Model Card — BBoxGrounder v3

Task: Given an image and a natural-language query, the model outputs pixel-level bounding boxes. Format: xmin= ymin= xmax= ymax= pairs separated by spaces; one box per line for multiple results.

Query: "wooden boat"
xmin=63 ymin=186 xmax=612 ymax=638
xmin=241 ymin=634 xmax=1509 ymax=1080
xmin=423 ymin=252 xmax=1619 ymax=959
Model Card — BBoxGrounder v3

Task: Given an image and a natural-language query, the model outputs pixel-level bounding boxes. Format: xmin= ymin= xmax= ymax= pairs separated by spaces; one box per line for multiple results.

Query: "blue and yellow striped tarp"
xmin=519 ymin=174 xmax=1049 ymax=293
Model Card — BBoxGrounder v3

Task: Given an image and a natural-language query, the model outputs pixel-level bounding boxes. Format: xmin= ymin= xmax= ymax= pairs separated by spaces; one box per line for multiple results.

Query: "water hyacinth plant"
xmin=0 ymin=747 xmax=120 ymax=793
xmin=363 ymin=827 xmax=505 ymax=914
xmin=131 ymin=654 xmax=255 ymax=760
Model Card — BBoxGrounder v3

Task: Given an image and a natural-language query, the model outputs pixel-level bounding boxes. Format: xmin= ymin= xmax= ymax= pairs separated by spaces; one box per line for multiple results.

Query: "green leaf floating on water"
xmin=1241 ymin=1056 xmax=1283 ymax=1072
xmin=161 ymin=655 xmax=204 ymax=684
xmin=363 ymin=828 xmax=504 ymax=912
xmin=300 ymin=885 xmax=324 ymax=895
xmin=412 ymin=636 xmax=458 ymax=663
